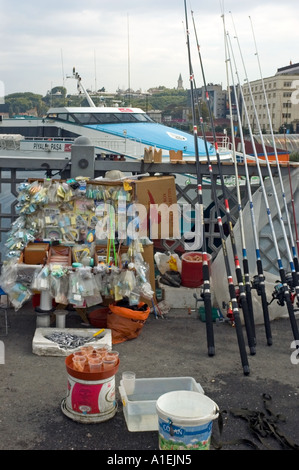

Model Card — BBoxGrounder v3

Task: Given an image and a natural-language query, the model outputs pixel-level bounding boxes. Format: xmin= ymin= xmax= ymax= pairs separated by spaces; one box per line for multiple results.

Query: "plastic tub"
xmin=119 ymin=376 xmax=204 ymax=432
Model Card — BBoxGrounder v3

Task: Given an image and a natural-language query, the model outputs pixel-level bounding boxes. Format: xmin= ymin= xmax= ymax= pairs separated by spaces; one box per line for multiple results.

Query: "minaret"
xmin=177 ymin=73 xmax=183 ymax=90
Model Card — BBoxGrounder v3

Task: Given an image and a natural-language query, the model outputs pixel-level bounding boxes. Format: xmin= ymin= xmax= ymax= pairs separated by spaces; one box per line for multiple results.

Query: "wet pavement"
xmin=0 ymin=302 xmax=298 ymax=456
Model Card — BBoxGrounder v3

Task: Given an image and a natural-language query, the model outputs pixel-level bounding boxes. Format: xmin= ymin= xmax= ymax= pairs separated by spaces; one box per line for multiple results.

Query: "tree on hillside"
xmin=5 ymin=92 xmax=47 ymax=116
xmin=43 ymin=86 xmax=67 ymax=108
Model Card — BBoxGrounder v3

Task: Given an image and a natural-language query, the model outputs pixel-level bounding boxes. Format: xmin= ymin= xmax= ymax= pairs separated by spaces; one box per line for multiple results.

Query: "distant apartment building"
xmin=194 ymin=84 xmax=227 ymax=119
xmin=241 ymin=63 xmax=299 ymax=133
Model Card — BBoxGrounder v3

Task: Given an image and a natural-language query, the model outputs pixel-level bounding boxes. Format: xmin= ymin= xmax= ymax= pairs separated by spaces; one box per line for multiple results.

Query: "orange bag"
xmin=107 ymin=302 xmax=150 ymax=344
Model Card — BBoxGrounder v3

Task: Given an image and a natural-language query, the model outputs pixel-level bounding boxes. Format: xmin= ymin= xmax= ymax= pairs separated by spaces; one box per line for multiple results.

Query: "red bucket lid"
xmin=65 ymin=354 xmax=119 ymax=381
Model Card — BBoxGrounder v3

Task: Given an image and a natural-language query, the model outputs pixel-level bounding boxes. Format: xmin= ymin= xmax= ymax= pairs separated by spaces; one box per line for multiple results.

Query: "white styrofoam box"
xmin=160 ymin=284 xmax=201 ymax=309
xmin=32 ymin=327 xmax=111 ymax=356
xmin=119 ymin=376 xmax=204 ymax=432
xmin=159 ymin=282 xmax=216 ymax=310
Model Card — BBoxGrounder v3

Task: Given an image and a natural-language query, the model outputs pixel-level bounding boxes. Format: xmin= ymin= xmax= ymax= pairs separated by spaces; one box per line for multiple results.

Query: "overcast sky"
xmin=0 ymin=0 xmax=298 ymax=97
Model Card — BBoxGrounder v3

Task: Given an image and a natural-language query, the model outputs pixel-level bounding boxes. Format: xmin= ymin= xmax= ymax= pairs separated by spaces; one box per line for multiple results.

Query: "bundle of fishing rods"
xmin=183 ymin=1 xmax=299 ymax=375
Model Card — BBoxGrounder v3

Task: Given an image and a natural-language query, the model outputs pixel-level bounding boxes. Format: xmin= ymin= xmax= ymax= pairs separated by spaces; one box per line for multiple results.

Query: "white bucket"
xmin=156 ymin=390 xmax=219 ymax=450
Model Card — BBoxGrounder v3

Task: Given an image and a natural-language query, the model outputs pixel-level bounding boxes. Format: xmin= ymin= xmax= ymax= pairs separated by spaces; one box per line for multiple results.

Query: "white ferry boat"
xmin=0 ymin=70 xmax=232 ymax=162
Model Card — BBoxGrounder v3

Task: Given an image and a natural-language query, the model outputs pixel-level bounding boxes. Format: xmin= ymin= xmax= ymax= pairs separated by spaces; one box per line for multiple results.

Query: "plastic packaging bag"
xmin=154 ymin=252 xmax=182 ymax=274
xmin=107 ymin=301 xmax=150 ymax=344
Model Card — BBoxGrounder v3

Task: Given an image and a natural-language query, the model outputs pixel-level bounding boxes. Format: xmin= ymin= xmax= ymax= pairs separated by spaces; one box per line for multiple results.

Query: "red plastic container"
xmin=88 ymin=307 xmax=109 ymax=328
xmin=181 ymin=252 xmax=212 ymax=287
xmin=61 ymin=355 xmax=119 ymax=423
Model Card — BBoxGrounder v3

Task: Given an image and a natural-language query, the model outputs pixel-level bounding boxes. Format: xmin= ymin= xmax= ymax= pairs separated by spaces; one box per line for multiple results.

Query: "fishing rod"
xmin=183 ymin=0 xmax=215 ymax=357
xmin=225 ymin=28 xmax=272 ymax=346
xmin=287 ymin=162 xmax=299 ymax=261
xmin=232 ymin=16 xmax=299 ymax=343
xmin=249 ymin=16 xmax=299 ymax=285
xmin=221 ymin=11 xmax=255 ymax=344
xmin=191 ymin=9 xmax=255 ymax=357
xmin=186 ymin=7 xmax=250 ymax=375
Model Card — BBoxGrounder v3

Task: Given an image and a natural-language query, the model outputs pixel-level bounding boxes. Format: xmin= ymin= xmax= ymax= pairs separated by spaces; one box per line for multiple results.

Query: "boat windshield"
xmin=48 ymin=112 xmax=154 ymax=125
xmin=132 ymin=113 xmax=153 ymax=122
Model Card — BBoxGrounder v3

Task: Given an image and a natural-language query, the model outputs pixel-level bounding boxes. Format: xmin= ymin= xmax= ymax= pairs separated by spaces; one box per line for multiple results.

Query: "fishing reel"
xmin=270 ymin=273 xmax=298 ymax=307
xmin=221 ymin=300 xmax=235 ymax=326
xmin=271 ymin=281 xmax=286 ymax=307
xmin=284 ymin=272 xmax=299 ymax=308
xmin=251 ymin=274 xmax=265 ymax=296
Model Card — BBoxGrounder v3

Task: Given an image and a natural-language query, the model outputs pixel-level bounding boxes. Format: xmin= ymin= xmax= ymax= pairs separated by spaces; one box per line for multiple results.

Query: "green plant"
xmin=289 ymin=151 xmax=299 ymax=162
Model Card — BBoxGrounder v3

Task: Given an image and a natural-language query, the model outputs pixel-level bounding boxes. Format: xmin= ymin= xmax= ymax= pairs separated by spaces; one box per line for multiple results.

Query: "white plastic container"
xmin=119 ymin=376 xmax=204 ymax=432
xmin=156 ymin=390 xmax=219 ymax=450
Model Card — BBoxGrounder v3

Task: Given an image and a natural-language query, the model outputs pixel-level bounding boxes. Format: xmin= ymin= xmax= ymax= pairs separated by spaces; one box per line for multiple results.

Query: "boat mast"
xmin=70 ymin=67 xmax=96 ymax=107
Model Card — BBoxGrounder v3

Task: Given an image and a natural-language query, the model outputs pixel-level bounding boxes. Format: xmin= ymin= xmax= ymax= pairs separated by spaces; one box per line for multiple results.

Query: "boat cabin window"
xmin=93 ymin=113 xmax=120 ymax=124
xmin=71 ymin=113 xmax=101 ymax=124
xmin=116 ymin=113 xmax=138 ymax=122
xmin=57 ymin=113 xmax=68 ymax=121
xmin=133 ymin=113 xmax=153 ymax=122
xmin=47 ymin=111 xmax=154 ymax=124
xmin=67 ymin=114 xmax=76 ymax=123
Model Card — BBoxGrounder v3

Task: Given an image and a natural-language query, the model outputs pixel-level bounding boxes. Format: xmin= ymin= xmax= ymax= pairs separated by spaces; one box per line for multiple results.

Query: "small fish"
xmin=44 ymin=332 xmax=99 ymax=349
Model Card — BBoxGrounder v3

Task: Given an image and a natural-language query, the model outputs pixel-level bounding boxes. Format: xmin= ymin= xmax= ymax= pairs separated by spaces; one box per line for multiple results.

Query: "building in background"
xmin=177 ymin=73 xmax=184 ymax=90
xmin=241 ymin=63 xmax=299 ymax=133
xmin=195 ymin=84 xmax=227 ymax=119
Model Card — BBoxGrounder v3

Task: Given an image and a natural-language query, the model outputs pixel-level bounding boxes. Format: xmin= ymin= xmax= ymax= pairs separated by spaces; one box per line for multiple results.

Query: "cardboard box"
xmin=90 ymin=176 xmax=179 ymax=240
xmin=47 ymin=245 xmax=72 ymax=266
xmin=23 ymin=242 xmax=50 ymax=265
xmin=129 ymin=176 xmax=179 ymax=240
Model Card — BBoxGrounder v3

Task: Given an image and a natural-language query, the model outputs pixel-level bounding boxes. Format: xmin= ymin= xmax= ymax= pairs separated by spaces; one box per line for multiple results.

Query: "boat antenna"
xmin=249 ymin=16 xmax=299 ymax=280
xmin=67 ymin=67 xmax=96 ymax=107
xmin=183 ymin=0 xmax=215 ymax=359
xmin=94 ymin=49 xmax=97 ymax=92
xmin=232 ymin=15 xmax=299 ymax=344
xmin=226 ymin=24 xmax=272 ymax=345
xmin=191 ymin=8 xmax=255 ymax=359
xmin=127 ymin=13 xmax=131 ymax=107
xmin=61 ymin=49 xmax=65 ymax=89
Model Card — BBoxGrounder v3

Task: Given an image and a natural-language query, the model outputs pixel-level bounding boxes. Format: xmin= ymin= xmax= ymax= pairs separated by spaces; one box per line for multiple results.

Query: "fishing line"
xmin=249 ymin=16 xmax=299 ymax=284
xmin=184 ymin=0 xmax=215 ymax=358
xmin=231 ymin=13 xmax=299 ymax=343
xmin=221 ymin=10 xmax=256 ymax=345
xmin=191 ymin=7 xmax=255 ymax=358
xmin=287 ymin=162 xmax=299 ymax=260
xmin=225 ymin=27 xmax=272 ymax=345
xmin=186 ymin=4 xmax=250 ymax=375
